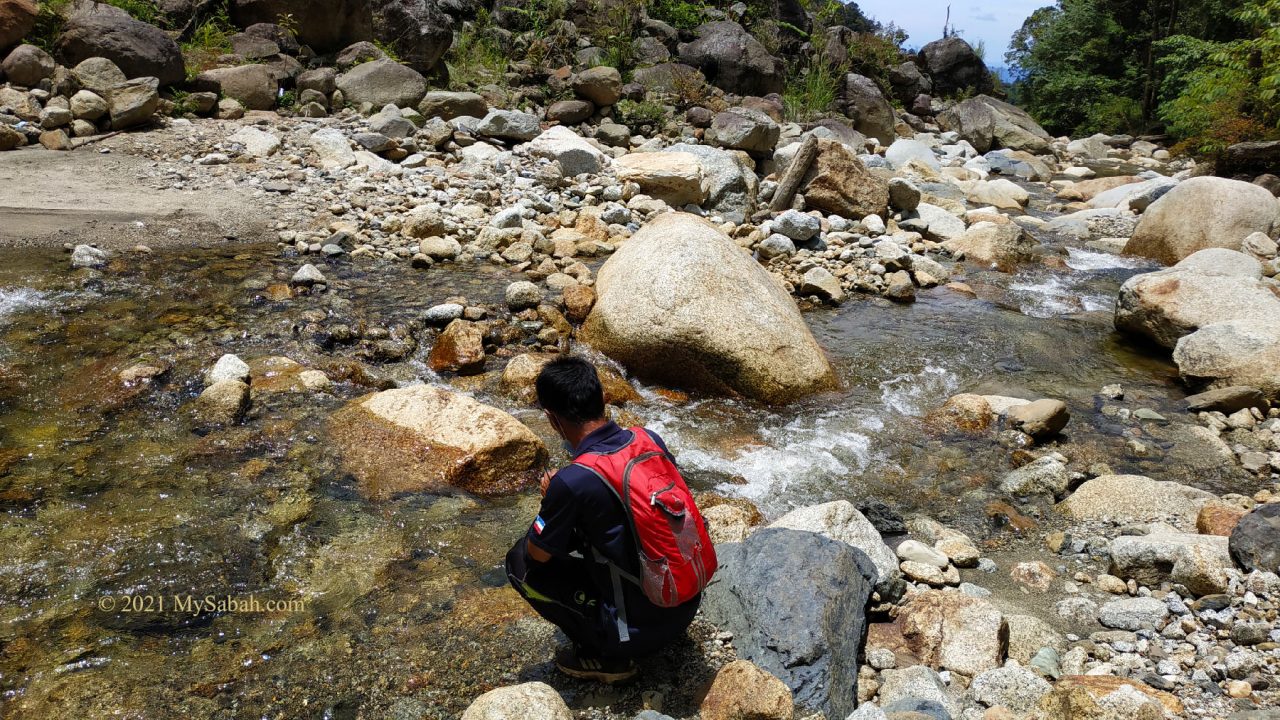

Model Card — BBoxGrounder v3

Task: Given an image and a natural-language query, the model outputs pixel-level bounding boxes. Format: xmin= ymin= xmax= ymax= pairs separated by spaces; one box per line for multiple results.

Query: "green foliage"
xmin=372 ymin=39 xmax=402 ymax=63
xmin=447 ymin=10 xmax=511 ymax=88
xmin=1154 ymin=0 xmax=1280 ymax=153
xmin=644 ymin=0 xmax=704 ymax=30
xmin=31 ymin=0 xmax=72 ymax=52
xmin=784 ymin=61 xmax=841 ymax=121
xmin=844 ymin=26 xmax=907 ymax=86
xmin=275 ymin=13 xmax=299 ymax=37
xmin=615 ymin=99 xmax=669 ymax=129
xmin=278 ymin=90 xmax=297 ymax=109
xmin=1007 ymin=0 xmax=1252 ymax=137
xmin=499 ymin=0 xmax=569 ymax=36
xmin=104 ymin=0 xmax=162 ymax=25
xmin=181 ymin=1 xmax=235 ymax=76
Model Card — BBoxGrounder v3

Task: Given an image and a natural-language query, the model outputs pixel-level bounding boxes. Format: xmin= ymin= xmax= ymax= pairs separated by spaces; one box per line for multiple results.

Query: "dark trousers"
xmin=505 ymin=539 xmax=698 ymax=660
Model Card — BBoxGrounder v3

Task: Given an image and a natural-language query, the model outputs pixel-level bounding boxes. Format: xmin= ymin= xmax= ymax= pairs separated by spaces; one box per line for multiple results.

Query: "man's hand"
xmin=540 ymin=470 xmax=553 ymax=497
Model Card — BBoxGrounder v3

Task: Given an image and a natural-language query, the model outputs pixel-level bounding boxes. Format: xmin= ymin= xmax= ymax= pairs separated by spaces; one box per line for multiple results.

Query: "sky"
xmin=851 ymin=0 xmax=1056 ymax=65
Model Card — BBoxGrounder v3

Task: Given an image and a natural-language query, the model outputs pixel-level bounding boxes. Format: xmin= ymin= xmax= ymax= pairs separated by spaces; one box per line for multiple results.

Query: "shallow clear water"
xmin=0 ymin=225 xmax=1234 ymax=717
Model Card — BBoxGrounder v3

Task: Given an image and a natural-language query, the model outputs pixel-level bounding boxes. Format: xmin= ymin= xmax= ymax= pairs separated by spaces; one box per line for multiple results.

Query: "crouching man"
xmin=506 ymin=356 xmax=717 ymax=683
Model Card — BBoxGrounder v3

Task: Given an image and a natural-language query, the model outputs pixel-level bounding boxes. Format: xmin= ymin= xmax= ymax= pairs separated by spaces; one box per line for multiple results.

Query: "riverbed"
xmin=0 ymin=199 xmax=1252 ymax=718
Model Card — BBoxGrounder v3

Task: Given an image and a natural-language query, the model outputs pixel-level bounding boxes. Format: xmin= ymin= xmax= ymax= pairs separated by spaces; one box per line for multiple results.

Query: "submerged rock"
xmin=328 ymin=385 xmax=547 ymax=499
xmin=582 ymin=213 xmax=838 ymax=404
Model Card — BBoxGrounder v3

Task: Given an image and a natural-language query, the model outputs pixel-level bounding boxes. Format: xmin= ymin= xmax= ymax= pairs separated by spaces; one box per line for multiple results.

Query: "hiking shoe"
xmin=554 ymin=645 xmax=638 ymax=684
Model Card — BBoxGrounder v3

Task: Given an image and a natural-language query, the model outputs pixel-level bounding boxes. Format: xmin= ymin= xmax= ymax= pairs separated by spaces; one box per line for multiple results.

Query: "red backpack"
xmin=573 ymin=428 xmax=717 ymax=620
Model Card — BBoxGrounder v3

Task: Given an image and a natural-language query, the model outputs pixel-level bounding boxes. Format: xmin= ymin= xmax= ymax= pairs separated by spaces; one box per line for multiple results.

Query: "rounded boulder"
xmin=581 ymin=213 xmax=838 ymax=404
xmin=1125 ymin=176 xmax=1280 ymax=265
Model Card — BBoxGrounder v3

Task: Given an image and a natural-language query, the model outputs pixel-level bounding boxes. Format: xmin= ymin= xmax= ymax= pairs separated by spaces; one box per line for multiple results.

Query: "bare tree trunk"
xmin=770 ymin=134 xmax=818 ymax=212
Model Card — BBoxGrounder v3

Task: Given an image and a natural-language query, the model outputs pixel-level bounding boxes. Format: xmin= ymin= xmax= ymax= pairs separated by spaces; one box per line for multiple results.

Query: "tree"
xmin=1006 ymin=0 xmax=1247 ymax=136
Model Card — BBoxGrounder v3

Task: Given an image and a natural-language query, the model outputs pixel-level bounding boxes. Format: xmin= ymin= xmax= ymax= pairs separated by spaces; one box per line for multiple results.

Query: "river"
xmin=0 ymin=201 xmax=1245 ymax=717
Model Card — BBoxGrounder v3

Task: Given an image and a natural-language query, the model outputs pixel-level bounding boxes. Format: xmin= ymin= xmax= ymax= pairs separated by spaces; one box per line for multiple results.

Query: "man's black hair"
xmin=536 ymin=356 xmax=606 ymax=424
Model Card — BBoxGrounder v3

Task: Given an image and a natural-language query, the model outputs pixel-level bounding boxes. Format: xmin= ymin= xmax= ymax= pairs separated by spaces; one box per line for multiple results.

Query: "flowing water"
xmin=0 ymin=218 xmax=1245 ymax=717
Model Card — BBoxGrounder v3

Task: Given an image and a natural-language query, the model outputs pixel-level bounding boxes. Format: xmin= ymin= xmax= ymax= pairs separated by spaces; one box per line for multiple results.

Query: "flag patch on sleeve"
xmin=533 ymin=516 xmax=546 ymax=534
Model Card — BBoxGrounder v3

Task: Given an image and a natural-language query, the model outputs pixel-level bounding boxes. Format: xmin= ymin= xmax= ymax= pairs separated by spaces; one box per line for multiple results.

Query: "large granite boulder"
xmin=888 ymin=60 xmax=933 ymax=105
xmin=667 ymin=142 xmax=759 ymax=222
xmin=0 ymin=0 xmax=37 ymax=53
xmin=1057 ymin=475 xmax=1216 ymax=531
xmin=419 ymin=90 xmax=487 ymax=119
xmin=582 ymin=213 xmax=838 ymax=404
xmin=899 ymin=589 xmax=1008 ymax=676
xmin=369 ymin=0 xmax=454 ymax=73
xmin=677 ymin=20 xmax=784 ymax=96
xmin=1123 ymin=177 xmax=1280 ymax=265
xmin=1174 ymin=319 xmax=1280 ymax=400
xmin=232 ymin=0 xmax=372 ymax=53
xmin=841 ymin=73 xmax=896 ymax=146
xmin=55 ymin=2 xmax=185 ymax=86
xmin=768 ymin=501 xmax=902 ymax=598
xmin=328 ymin=384 xmax=548 ymax=499
xmin=1109 ymin=525 xmax=1235 ymax=595
xmin=525 ymin=126 xmax=609 ymax=176
xmin=107 ymin=76 xmax=159 ymax=129
xmin=191 ymin=64 xmax=278 ymax=110
xmin=1220 ymin=139 xmax=1280 ymax=178
xmin=707 ymin=107 xmax=780 ymax=154
xmin=938 ymin=95 xmax=1052 ymax=154
xmin=614 ymin=151 xmax=707 ymax=207
xmin=1114 ymin=249 xmax=1280 ymax=349
xmin=918 ymin=36 xmax=993 ymax=97
xmin=336 ymin=58 xmax=428 ymax=108
xmin=802 ymin=138 xmax=890 ymax=220
xmin=942 ymin=220 xmax=1039 ymax=271
xmin=702 ymin=528 xmax=873 ymax=719
xmin=461 ymin=682 xmax=572 ymax=720
xmin=1 ymin=43 xmax=53 ymax=86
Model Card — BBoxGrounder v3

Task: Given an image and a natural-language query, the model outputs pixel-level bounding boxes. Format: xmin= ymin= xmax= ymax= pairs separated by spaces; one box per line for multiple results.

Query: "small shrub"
xmin=447 ymin=11 xmax=511 ymax=88
xmin=104 ymin=0 xmax=162 ymax=25
xmin=372 ymin=39 xmax=401 ymax=63
xmin=784 ymin=62 xmax=840 ymax=121
xmin=616 ymin=99 xmax=669 ymax=129
xmin=181 ymin=2 xmax=236 ymax=77
xmin=645 ymin=0 xmax=703 ymax=31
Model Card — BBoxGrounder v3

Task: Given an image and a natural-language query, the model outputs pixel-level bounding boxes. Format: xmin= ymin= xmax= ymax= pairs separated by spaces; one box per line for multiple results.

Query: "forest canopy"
xmin=1005 ymin=0 xmax=1280 ymax=154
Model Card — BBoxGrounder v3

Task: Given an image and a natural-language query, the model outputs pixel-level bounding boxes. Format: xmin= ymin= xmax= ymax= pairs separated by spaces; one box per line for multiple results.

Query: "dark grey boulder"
xmin=702 ymin=528 xmax=873 ymax=719
xmin=370 ymin=0 xmax=454 ymax=73
xmin=1230 ymin=503 xmax=1280 ymax=573
xmin=841 ymin=73 xmax=896 ymax=146
xmin=55 ymin=3 xmax=185 ymax=86
xmin=677 ymin=21 xmax=784 ymax=97
xmin=888 ymin=61 xmax=932 ymax=104
xmin=244 ymin=22 xmax=301 ymax=54
xmin=232 ymin=0 xmax=372 ymax=53
xmin=918 ymin=36 xmax=992 ymax=97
